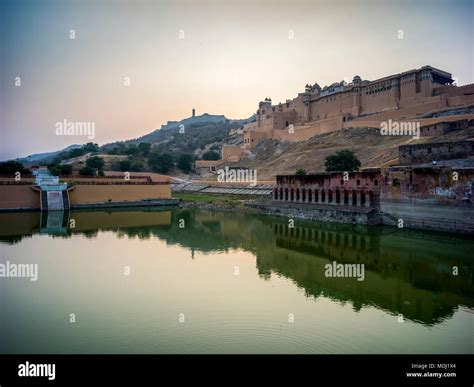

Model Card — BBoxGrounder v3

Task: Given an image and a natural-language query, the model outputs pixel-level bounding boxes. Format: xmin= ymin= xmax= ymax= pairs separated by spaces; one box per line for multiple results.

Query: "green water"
xmin=0 ymin=208 xmax=473 ymax=354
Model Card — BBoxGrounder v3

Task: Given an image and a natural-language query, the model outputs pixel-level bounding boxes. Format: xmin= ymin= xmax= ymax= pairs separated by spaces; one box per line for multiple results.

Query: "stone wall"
xmin=247 ymin=201 xmax=381 ymax=225
xmin=0 ymin=184 xmax=40 ymax=210
xmin=398 ymin=141 xmax=474 ymax=165
xmin=222 ymin=145 xmax=242 ymax=162
xmin=0 ymin=181 xmax=172 ymax=211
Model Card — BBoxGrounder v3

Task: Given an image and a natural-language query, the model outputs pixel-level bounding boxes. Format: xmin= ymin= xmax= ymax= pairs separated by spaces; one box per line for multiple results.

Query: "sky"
xmin=1 ymin=0 xmax=473 ymax=160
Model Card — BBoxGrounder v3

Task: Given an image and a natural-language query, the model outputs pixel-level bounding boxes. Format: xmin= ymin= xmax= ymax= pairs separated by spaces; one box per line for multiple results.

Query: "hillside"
xmin=16 ymin=113 xmax=254 ymax=165
xmin=101 ymin=113 xmax=253 ymax=157
xmin=235 ymin=127 xmax=474 ymax=180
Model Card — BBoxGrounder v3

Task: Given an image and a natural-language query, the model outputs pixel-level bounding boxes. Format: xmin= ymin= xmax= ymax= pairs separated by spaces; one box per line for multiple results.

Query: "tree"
xmin=130 ymin=161 xmax=144 ymax=172
xmin=67 ymin=143 xmax=98 ymax=159
xmin=177 ymin=154 xmax=194 ymax=173
xmin=82 ymin=142 xmax=99 ymax=153
xmin=79 ymin=166 xmax=94 ymax=176
xmin=59 ymin=164 xmax=73 ymax=175
xmin=138 ymin=142 xmax=151 ymax=156
xmin=202 ymin=150 xmax=220 ymax=161
xmin=295 ymin=168 xmax=307 ymax=176
xmin=0 ymin=160 xmax=31 ymax=175
xmin=125 ymin=144 xmax=139 ymax=156
xmin=324 ymin=149 xmax=361 ymax=172
xmin=47 ymin=163 xmax=72 ymax=176
xmin=117 ymin=160 xmax=131 ymax=172
xmin=86 ymin=156 xmax=104 ymax=170
xmin=148 ymin=152 xmax=174 ymax=174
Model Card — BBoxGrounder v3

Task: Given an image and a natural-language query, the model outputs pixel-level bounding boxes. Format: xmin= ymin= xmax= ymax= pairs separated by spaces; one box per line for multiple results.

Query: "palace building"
xmin=242 ymin=65 xmax=474 ymax=149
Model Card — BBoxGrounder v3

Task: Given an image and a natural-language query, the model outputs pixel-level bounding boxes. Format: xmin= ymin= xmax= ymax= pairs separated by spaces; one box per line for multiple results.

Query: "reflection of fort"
xmin=1 ymin=208 xmax=472 ymax=325
xmin=265 ymin=221 xmax=473 ymax=325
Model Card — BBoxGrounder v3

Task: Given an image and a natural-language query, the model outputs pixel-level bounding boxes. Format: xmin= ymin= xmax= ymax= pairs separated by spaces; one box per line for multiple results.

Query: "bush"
xmin=138 ymin=142 xmax=151 ymax=156
xmin=79 ymin=166 xmax=95 ymax=176
xmin=86 ymin=156 xmax=104 ymax=170
xmin=202 ymin=151 xmax=220 ymax=161
xmin=117 ymin=160 xmax=131 ymax=172
xmin=0 ymin=160 xmax=31 ymax=175
xmin=130 ymin=162 xmax=144 ymax=172
xmin=148 ymin=153 xmax=174 ymax=174
xmin=295 ymin=168 xmax=307 ymax=176
xmin=48 ymin=164 xmax=72 ymax=176
xmin=324 ymin=149 xmax=361 ymax=172
xmin=177 ymin=154 xmax=194 ymax=173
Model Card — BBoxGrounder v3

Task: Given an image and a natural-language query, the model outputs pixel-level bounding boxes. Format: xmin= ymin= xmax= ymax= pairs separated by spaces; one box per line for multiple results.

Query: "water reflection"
xmin=0 ymin=208 xmax=472 ymax=326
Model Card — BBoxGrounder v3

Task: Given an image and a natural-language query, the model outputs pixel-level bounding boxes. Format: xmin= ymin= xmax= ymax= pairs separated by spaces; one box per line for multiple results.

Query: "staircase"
xmin=34 ymin=169 xmax=70 ymax=212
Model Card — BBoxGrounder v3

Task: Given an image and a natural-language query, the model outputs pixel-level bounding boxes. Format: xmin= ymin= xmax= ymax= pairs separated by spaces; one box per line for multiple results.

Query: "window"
xmin=356 ymin=180 xmax=360 ymax=186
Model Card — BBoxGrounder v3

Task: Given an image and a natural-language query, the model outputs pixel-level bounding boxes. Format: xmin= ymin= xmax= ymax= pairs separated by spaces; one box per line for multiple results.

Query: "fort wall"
xmin=242 ymin=65 xmax=474 ymax=149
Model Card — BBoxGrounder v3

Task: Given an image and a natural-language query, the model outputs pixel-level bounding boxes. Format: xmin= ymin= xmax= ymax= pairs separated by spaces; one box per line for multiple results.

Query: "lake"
xmin=0 ymin=208 xmax=472 ymax=354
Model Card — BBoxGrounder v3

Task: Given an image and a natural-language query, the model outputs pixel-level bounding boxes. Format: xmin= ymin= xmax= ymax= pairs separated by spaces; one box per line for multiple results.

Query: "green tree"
xmin=148 ymin=153 xmax=174 ymax=174
xmin=82 ymin=142 xmax=99 ymax=153
xmin=295 ymin=168 xmax=307 ymax=176
xmin=125 ymin=145 xmax=139 ymax=156
xmin=79 ymin=166 xmax=94 ymax=176
xmin=324 ymin=149 xmax=361 ymax=172
xmin=86 ymin=156 xmax=104 ymax=170
xmin=177 ymin=154 xmax=194 ymax=173
xmin=117 ymin=160 xmax=131 ymax=172
xmin=67 ymin=143 xmax=98 ymax=159
xmin=138 ymin=142 xmax=151 ymax=156
xmin=202 ymin=150 xmax=220 ymax=161
xmin=68 ymin=148 xmax=85 ymax=158
xmin=47 ymin=163 xmax=72 ymax=176
xmin=130 ymin=162 xmax=144 ymax=172
xmin=0 ymin=160 xmax=31 ymax=175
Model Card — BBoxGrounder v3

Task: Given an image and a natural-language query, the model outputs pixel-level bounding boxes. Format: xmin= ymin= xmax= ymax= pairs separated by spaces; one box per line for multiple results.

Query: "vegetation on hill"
xmin=79 ymin=157 xmax=105 ymax=176
xmin=102 ymin=118 xmax=249 ymax=159
xmin=48 ymin=164 xmax=72 ymax=176
xmin=0 ymin=160 xmax=31 ymax=175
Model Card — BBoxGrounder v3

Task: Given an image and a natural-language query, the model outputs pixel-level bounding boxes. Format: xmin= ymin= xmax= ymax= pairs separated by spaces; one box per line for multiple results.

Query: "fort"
xmin=240 ymin=65 xmax=474 ymax=149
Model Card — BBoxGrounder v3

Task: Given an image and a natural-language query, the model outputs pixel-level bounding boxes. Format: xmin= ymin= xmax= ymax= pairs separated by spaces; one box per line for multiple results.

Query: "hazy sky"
xmin=1 ymin=0 xmax=473 ymax=160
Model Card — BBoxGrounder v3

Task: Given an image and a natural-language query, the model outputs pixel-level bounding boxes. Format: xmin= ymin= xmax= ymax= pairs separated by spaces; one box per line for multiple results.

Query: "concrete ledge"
xmin=70 ymin=199 xmax=179 ymax=210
